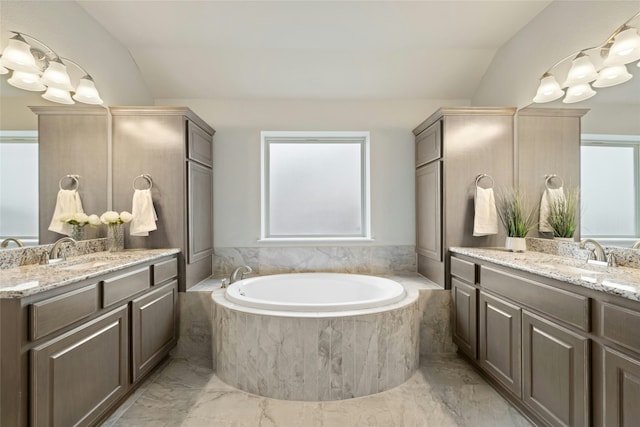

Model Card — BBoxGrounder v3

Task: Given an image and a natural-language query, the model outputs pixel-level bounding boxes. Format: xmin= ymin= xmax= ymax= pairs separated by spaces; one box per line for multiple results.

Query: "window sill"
xmin=257 ymin=237 xmax=376 ymax=246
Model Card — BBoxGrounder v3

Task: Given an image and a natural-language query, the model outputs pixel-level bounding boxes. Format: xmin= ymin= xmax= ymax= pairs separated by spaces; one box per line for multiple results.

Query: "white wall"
xmin=0 ymin=0 xmax=153 ymax=130
xmin=157 ymin=98 xmax=469 ymax=247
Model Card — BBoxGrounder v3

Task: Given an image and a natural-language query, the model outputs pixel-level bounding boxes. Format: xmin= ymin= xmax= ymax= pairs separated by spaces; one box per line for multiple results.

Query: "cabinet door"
xmin=603 ymin=346 xmax=640 ymax=426
xmin=522 ymin=311 xmax=589 ymax=427
xmin=452 ymin=277 xmax=477 ymax=359
xmin=187 ymin=161 xmax=213 ymax=263
xmin=416 ymin=161 xmax=442 ymax=261
xmin=479 ymin=291 xmax=522 ymax=397
xmin=187 ymin=120 xmax=213 ymax=167
xmin=31 ymin=305 xmax=128 ymax=427
xmin=415 ymin=120 xmax=442 ymax=166
xmin=131 ymin=280 xmax=178 ymax=382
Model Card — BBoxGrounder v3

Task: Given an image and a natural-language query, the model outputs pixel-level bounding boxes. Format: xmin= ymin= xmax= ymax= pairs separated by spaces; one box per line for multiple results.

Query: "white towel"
xmin=48 ymin=189 xmax=84 ymax=235
xmin=130 ymin=189 xmax=158 ymax=236
xmin=473 ymin=186 xmax=499 ymax=236
xmin=539 ymin=187 xmax=565 ymax=233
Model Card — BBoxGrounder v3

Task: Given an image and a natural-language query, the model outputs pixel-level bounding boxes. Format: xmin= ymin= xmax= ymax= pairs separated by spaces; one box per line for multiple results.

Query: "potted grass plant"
xmin=547 ymin=187 xmax=580 ymax=240
xmin=497 ymin=188 xmax=537 ymax=252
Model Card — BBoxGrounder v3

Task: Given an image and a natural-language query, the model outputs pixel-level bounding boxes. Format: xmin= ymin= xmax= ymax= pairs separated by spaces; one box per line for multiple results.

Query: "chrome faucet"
xmin=632 ymin=240 xmax=640 ymax=249
xmin=49 ymin=237 xmax=77 ymax=263
xmin=579 ymin=238 xmax=606 ymax=262
xmin=230 ymin=265 xmax=253 ymax=284
xmin=1 ymin=237 xmax=24 ymax=248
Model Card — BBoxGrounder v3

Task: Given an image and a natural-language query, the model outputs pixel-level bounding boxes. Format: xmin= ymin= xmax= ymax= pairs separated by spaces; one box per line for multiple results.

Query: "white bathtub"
xmin=224 ymin=272 xmax=406 ymax=312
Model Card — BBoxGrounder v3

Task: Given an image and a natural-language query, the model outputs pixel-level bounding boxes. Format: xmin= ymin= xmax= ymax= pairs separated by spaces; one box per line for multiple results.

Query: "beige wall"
xmin=156 ymin=98 xmax=470 ymax=247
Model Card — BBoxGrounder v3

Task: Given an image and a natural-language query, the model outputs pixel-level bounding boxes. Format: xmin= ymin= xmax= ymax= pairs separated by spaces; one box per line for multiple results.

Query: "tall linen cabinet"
xmin=413 ymin=107 xmax=516 ymax=287
xmin=111 ymin=107 xmax=215 ymax=291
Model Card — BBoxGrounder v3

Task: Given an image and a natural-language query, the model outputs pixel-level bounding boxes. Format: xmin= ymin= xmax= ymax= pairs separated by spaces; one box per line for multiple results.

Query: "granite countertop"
xmin=450 ymin=247 xmax=640 ymax=302
xmin=0 ymin=248 xmax=180 ymax=299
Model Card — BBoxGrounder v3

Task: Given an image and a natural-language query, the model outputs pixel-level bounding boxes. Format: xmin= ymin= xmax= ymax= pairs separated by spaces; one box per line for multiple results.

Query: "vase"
xmin=505 ymin=236 xmax=526 ymax=252
xmin=70 ymin=224 xmax=85 ymax=241
xmin=108 ymin=223 xmax=125 ymax=252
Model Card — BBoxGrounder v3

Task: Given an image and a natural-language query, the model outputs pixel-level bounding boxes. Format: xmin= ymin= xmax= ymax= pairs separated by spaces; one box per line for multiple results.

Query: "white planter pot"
xmin=505 ymin=237 xmax=527 ymax=252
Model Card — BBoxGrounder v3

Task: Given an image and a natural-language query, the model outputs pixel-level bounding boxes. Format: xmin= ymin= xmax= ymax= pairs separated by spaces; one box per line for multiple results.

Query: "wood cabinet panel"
xmin=187 ymin=120 xmax=213 ymax=167
xmin=479 ymin=291 xmax=522 ymax=397
xmin=450 ymin=257 xmax=476 ymax=283
xmin=30 ymin=305 xmax=128 ymax=427
xmin=131 ymin=280 xmax=177 ymax=382
xmin=600 ymin=302 xmax=640 ymax=355
xmin=415 ymin=120 xmax=441 ymax=166
xmin=187 ymin=161 xmax=214 ymax=263
xmin=153 ymin=258 xmax=178 ymax=285
xmin=522 ymin=311 xmax=589 ymax=427
xmin=416 ymin=161 xmax=442 ymax=261
xmin=452 ymin=278 xmax=477 ymax=359
xmin=603 ymin=346 xmax=640 ymax=426
xmin=482 ymin=266 xmax=590 ymax=331
xmin=102 ymin=267 xmax=151 ymax=307
xmin=29 ymin=284 xmax=99 ymax=341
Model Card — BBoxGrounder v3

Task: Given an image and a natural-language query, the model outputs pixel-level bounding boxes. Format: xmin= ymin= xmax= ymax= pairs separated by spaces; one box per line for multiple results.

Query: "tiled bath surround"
xmin=212 ymin=287 xmax=420 ymax=401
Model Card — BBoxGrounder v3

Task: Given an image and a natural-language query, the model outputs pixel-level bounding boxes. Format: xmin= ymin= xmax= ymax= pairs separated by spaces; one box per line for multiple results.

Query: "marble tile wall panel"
xmin=174 ymin=292 xmax=213 ymax=362
xmin=0 ymin=238 xmax=108 ymax=269
xmin=213 ymin=299 xmax=419 ymax=401
xmin=418 ymin=289 xmax=457 ymax=356
xmin=212 ymin=245 xmax=416 ymax=277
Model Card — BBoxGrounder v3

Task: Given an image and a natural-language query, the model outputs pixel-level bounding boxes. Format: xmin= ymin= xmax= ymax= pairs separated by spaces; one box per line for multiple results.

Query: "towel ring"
xmin=58 ymin=174 xmax=80 ymax=191
xmin=475 ymin=174 xmax=494 ymax=189
xmin=133 ymin=174 xmax=153 ymax=190
xmin=544 ymin=174 xmax=564 ymax=190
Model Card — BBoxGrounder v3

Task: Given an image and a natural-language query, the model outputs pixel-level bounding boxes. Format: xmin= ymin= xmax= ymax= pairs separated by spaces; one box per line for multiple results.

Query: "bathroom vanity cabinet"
xmin=413 ymin=107 xmax=516 ymax=287
xmin=450 ymin=252 xmax=640 ymax=427
xmin=0 ymin=254 xmax=178 ymax=427
xmin=111 ymin=107 xmax=214 ymax=291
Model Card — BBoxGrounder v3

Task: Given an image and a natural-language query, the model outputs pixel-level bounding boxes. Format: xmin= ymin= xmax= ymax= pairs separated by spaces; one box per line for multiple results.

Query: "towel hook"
xmin=475 ymin=174 xmax=494 ymax=189
xmin=544 ymin=174 xmax=564 ymax=190
xmin=58 ymin=174 xmax=80 ymax=191
xmin=133 ymin=174 xmax=153 ymax=190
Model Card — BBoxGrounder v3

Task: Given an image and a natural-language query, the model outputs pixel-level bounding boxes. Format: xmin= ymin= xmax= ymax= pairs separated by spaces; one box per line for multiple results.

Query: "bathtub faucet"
xmin=230 ymin=265 xmax=254 ymax=284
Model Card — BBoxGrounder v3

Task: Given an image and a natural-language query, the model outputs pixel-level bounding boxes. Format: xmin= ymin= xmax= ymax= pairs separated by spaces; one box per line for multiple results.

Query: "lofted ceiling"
xmin=77 ymin=0 xmax=551 ymax=100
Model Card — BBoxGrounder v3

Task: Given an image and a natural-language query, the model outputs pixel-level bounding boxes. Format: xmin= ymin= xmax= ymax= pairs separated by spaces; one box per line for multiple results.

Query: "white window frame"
xmin=260 ymin=131 xmax=372 ymax=243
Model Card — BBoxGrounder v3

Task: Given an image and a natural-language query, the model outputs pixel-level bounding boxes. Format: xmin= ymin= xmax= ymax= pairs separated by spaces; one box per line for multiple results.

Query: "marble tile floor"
xmin=101 ymin=354 xmax=533 ymax=427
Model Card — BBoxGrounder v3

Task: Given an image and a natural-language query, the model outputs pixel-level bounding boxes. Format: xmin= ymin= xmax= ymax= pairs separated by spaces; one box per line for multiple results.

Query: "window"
xmin=261 ymin=131 xmax=371 ymax=241
xmin=581 ymin=135 xmax=639 ymax=238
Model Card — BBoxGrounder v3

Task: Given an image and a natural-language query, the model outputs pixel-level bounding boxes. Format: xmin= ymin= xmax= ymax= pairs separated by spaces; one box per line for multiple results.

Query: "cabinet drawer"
xmin=187 ymin=121 xmax=213 ymax=167
xmin=451 ymin=257 xmax=475 ymax=283
xmin=415 ymin=121 xmax=441 ymax=166
xmin=154 ymin=258 xmax=178 ymax=285
xmin=30 ymin=284 xmax=99 ymax=341
xmin=481 ymin=266 xmax=590 ymax=331
xmin=600 ymin=302 xmax=640 ymax=354
xmin=103 ymin=267 xmax=150 ymax=307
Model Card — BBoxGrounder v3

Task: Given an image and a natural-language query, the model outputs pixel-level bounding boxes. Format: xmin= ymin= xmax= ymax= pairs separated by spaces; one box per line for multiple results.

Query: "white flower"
xmin=100 ymin=211 xmax=120 ymax=224
xmin=120 ymin=211 xmax=133 ymax=223
xmin=74 ymin=212 xmax=89 ymax=224
xmin=88 ymin=214 xmax=101 ymax=226
xmin=61 ymin=212 xmax=90 ymax=225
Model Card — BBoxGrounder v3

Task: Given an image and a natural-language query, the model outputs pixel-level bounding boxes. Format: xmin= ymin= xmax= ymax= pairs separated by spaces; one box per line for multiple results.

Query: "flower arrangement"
xmin=100 ymin=211 xmax=133 ymax=225
xmin=100 ymin=211 xmax=133 ymax=252
xmin=496 ymin=188 xmax=537 ymax=238
xmin=59 ymin=213 xmax=101 ymax=240
xmin=547 ymin=187 xmax=580 ymax=239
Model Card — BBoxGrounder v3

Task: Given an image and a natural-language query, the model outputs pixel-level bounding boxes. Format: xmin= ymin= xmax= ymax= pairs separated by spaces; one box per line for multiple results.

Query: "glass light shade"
xmin=0 ymin=36 xmax=40 ymax=73
xmin=563 ymin=83 xmax=596 ymax=103
xmin=42 ymin=86 xmax=74 ymax=104
xmin=0 ymin=64 xmax=8 ymax=75
xmin=563 ymin=54 xmax=599 ymax=86
xmin=72 ymin=77 xmax=104 ymax=105
xmin=533 ymin=75 xmax=564 ymax=103
xmin=593 ymin=64 xmax=632 ymax=87
xmin=603 ymin=27 xmax=640 ymax=66
xmin=39 ymin=60 xmax=74 ymax=91
xmin=7 ymin=70 xmax=46 ymax=91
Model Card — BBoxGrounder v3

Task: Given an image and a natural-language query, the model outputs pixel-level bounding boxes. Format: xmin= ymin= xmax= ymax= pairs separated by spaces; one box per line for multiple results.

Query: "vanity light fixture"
xmin=0 ymin=31 xmax=103 ymax=105
xmin=533 ymin=11 xmax=640 ymax=104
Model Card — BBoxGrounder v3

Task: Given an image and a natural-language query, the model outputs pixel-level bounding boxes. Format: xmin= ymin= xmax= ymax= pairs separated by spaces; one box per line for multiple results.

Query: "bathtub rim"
xmin=212 ymin=274 xmax=419 ymax=319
